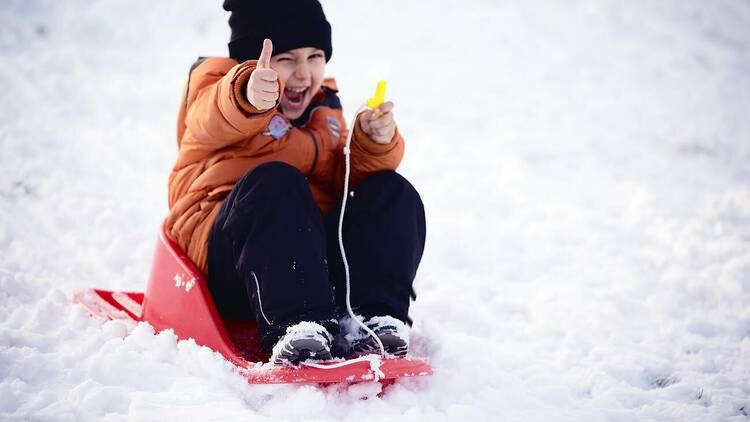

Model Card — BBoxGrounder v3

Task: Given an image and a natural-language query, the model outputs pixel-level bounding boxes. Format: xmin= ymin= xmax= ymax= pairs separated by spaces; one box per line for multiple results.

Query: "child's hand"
xmin=246 ymin=38 xmax=279 ymax=111
xmin=359 ymin=101 xmax=396 ymax=144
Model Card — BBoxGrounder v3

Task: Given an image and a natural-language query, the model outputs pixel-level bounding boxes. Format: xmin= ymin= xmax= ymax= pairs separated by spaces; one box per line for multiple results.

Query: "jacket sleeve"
xmin=182 ymin=60 xmax=280 ymax=150
xmin=335 ymin=115 xmax=405 ymax=192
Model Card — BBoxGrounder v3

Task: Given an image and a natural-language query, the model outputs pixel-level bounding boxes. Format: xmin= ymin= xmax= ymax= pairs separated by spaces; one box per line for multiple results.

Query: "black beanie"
xmin=223 ymin=0 xmax=333 ymax=63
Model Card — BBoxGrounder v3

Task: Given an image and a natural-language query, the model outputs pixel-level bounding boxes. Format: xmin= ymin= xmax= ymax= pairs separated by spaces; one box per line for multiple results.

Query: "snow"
xmin=1 ymin=0 xmax=749 ymax=420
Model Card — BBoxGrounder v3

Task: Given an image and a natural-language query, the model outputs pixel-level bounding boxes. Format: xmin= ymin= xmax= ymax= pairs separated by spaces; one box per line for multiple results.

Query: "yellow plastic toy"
xmin=366 ymin=80 xmax=387 ymax=109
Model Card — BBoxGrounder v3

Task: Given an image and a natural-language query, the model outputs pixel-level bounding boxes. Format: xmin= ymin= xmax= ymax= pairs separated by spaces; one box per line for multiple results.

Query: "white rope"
xmin=300 ymin=355 xmax=384 ymax=381
xmin=338 ymin=104 xmax=387 ymax=359
xmin=302 ymin=354 xmax=383 ymax=374
xmin=284 ymin=104 xmax=386 ymax=379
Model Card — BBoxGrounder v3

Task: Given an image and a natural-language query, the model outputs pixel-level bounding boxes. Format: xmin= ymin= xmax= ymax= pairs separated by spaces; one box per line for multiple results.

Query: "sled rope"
xmin=300 ymin=355 xmax=385 ymax=381
xmin=337 ymin=104 xmax=387 ymax=359
xmin=294 ymin=102 xmax=388 ymax=377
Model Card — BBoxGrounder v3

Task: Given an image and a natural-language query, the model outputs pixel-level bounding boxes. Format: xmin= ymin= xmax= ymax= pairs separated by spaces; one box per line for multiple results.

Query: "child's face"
xmin=270 ymin=47 xmax=326 ymax=120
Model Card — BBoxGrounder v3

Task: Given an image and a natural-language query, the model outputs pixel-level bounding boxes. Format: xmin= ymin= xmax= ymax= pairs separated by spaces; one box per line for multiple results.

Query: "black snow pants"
xmin=207 ymin=161 xmax=426 ymax=353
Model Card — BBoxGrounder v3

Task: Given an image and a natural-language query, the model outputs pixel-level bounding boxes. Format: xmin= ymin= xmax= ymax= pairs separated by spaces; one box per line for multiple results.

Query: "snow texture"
xmin=2 ymin=0 xmax=750 ymax=420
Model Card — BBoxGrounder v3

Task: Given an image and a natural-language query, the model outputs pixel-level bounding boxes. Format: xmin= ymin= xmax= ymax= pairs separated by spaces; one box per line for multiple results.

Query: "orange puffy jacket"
xmin=167 ymin=58 xmax=404 ymax=275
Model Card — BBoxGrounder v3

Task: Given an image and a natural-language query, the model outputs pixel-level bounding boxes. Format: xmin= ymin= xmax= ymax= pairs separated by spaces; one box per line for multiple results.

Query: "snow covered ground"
xmin=2 ymin=0 xmax=749 ymax=420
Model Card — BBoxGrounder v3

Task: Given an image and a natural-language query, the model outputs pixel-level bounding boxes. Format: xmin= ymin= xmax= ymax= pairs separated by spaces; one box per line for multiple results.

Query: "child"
xmin=166 ymin=0 xmax=425 ymax=365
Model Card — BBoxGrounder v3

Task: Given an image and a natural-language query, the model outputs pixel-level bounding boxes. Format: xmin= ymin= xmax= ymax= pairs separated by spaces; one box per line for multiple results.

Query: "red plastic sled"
xmin=74 ymin=221 xmax=432 ymax=384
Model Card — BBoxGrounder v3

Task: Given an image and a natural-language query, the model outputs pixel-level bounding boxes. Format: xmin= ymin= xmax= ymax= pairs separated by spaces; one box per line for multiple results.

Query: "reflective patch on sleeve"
xmin=326 ymin=116 xmax=341 ymax=142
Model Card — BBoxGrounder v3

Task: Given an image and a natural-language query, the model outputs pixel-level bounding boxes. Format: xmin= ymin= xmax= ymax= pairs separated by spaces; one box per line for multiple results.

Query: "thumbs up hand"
xmin=246 ymin=38 xmax=280 ymax=110
xmin=359 ymin=101 xmax=396 ymax=144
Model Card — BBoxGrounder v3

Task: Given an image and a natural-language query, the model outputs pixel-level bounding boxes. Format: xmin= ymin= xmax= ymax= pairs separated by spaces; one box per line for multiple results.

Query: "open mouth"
xmin=283 ymin=86 xmax=309 ymax=109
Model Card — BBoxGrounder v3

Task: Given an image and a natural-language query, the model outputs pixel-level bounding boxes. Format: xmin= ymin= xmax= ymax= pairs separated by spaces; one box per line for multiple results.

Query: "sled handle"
xmin=366 ymin=80 xmax=387 ymax=109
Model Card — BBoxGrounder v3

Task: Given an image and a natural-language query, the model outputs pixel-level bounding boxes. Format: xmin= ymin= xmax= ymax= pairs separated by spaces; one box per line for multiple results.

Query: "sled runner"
xmin=74 ymin=221 xmax=432 ymax=384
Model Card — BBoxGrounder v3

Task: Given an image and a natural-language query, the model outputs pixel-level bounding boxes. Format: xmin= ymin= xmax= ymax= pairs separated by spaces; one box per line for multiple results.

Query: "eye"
xmin=308 ymin=52 xmax=325 ymax=61
xmin=275 ymin=57 xmax=292 ymax=62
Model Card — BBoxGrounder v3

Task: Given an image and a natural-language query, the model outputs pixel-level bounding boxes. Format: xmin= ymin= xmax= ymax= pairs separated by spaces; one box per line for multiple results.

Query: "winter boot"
xmin=350 ymin=315 xmax=410 ymax=358
xmin=270 ymin=321 xmax=334 ymax=366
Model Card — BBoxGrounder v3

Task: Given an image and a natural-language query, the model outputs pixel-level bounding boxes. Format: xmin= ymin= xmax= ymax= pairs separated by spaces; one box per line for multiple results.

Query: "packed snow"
xmin=2 ymin=0 xmax=749 ymax=420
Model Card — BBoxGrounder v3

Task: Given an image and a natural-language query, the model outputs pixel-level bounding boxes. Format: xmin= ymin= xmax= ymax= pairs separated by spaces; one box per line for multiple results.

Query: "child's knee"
xmin=359 ymin=171 xmax=421 ymax=204
xmin=251 ymin=161 xmax=305 ymax=182
xmin=236 ymin=161 xmax=307 ymax=193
